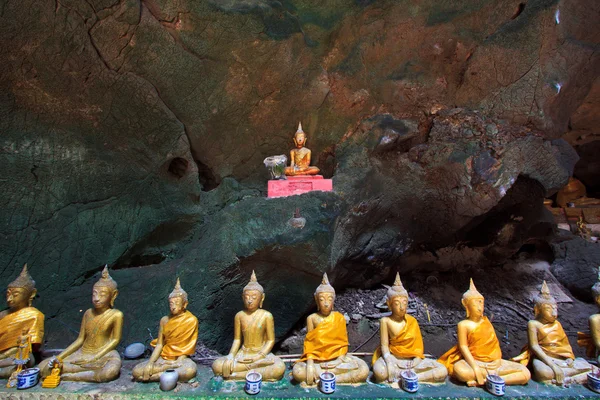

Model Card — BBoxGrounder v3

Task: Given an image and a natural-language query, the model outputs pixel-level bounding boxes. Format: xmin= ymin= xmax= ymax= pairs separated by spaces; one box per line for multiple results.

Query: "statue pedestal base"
xmin=268 ymin=175 xmax=333 ymax=198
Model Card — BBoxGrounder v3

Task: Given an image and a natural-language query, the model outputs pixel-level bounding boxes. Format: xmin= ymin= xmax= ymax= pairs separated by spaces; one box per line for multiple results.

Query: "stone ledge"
xmin=1 ymin=363 xmax=599 ymax=399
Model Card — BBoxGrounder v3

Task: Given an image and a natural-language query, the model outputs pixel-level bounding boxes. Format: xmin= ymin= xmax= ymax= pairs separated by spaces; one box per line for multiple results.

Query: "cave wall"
xmin=0 ymin=0 xmax=598 ymax=351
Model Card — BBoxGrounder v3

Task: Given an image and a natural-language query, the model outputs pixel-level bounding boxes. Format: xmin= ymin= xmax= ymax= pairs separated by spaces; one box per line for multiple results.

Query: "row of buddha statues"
xmin=1 ymin=265 xmax=599 ymax=390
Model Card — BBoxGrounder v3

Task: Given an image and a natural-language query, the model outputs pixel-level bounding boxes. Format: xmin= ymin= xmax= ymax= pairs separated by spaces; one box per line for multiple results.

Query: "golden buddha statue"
xmin=292 ymin=273 xmax=369 ymax=386
xmin=0 ymin=264 xmax=44 ymax=379
xmin=578 ymin=270 xmax=600 ymax=362
xmin=512 ymin=281 xmax=591 ymax=385
xmin=372 ymin=273 xmax=447 ymax=384
xmin=212 ymin=271 xmax=285 ymax=381
xmin=284 ymin=122 xmax=320 ymax=176
xmin=557 ymin=177 xmax=600 ymax=208
xmin=133 ymin=278 xmax=198 ymax=382
xmin=438 ymin=279 xmax=530 ymax=386
xmin=40 ymin=266 xmax=123 ymax=382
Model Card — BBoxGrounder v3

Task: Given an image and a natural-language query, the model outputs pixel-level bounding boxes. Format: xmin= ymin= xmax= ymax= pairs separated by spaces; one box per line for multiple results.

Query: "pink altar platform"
xmin=267 ymin=175 xmax=333 ymax=198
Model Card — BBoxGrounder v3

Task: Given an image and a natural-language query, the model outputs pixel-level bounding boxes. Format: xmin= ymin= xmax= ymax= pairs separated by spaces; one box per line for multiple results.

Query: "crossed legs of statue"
xmin=532 ymin=357 xmax=592 ymax=384
xmin=372 ymin=357 xmax=447 ymax=383
xmin=40 ymin=349 xmax=121 ymax=383
xmin=453 ymin=359 xmax=530 ymax=386
xmin=212 ymin=353 xmax=285 ymax=381
xmin=292 ymin=355 xmax=369 ymax=385
xmin=132 ymin=355 xmax=197 ymax=382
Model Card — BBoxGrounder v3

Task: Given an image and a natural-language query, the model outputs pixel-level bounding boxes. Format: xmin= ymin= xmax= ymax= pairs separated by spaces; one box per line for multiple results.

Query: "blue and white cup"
xmin=319 ymin=371 xmax=336 ymax=394
xmin=588 ymin=372 xmax=600 ymax=393
xmin=400 ymin=370 xmax=419 ymax=393
xmin=486 ymin=374 xmax=505 ymax=396
xmin=245 ymin=371 xmax=262 ymax=395
xmin=17 ymin=368 xmax=40 ymax=390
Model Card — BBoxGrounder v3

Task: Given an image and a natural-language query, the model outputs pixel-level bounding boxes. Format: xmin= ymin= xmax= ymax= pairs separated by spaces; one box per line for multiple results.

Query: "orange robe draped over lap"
xmin=0 ymin=307 xmax=44 ymax=352
xmin=151 ymin=310 xmax=198 ymax=360
xmin=513 ymin=320 xmax=575 ymax=365
xmin=299 ymin=312 xmax=348 ymax=362
xmin=372 ymin=315 xmax=425 ymax=365
xmin=438 ymin=317 xmax=501 ymax=375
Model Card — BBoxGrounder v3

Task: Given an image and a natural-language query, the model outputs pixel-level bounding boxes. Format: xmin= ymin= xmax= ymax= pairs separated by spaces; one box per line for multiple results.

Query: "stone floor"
xmin=1 ymin=361 xmax=600 ymax=399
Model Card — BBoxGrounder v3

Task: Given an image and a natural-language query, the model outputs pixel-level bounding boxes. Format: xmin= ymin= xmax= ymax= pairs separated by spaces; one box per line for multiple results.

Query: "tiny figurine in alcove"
xmin=372 ymin=273 xmax=447 ymax=384
xmin=578 ymin=269 xmax=600 ymax=362
xmin=292 ymin=273 xmax=369 ymax=385
xmin=212 ymin=271 xmax=285 ymax=381
xmin=133 ymin=278 xmax=198 ymax=382
xmin=438 ymin=279 xmax=530 ymax=387
xmin=0 ymin=264 xmax=44 ymax=379
xmin=40 ymin=266 xmax=123 ymax=382
xmin=284 ymin=122 xmax=320 ymax=176
xmin=512 ymin=281 xmax=591 ymax=385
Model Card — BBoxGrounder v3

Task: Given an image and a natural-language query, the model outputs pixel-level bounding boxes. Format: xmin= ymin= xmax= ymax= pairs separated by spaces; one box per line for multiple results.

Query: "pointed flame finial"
xmin=297 ymin=122 xmax=303 ymax=133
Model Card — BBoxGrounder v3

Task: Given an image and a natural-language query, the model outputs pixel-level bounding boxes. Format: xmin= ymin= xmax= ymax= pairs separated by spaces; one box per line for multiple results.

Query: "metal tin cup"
xmin=400 ymin=370 xmax=419 ymax=393
xmin=486 ymin=374 xmax=505 ymax=396
xmin=17 ymin=368 xmax=40 ymax=390
xmin=319 ymin=371 xmax=336 ymax=394
xmin=588 ymin=372 xmax=600 ymax=393
xmin=245 ymin=371 xmax=262 ymax=395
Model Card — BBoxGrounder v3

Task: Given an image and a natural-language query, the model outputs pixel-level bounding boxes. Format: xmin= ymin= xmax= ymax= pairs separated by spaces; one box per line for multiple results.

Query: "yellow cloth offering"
xmin=0 ymin=307 xmax=44 ymax=352
xmin=150 ymin=310 xmax=198 ymax=360
xmin=300 ymin=312 xmax=348 ymax=362
xmin=513 ymin=321 xmax=575 ymax=365
xmin=372 ymin=315 xmax=424 ymax=365
xmin=577 ymin=332 xmax=596 ymax=358
xmin=438 ymin=317 xmax=501 ymax=375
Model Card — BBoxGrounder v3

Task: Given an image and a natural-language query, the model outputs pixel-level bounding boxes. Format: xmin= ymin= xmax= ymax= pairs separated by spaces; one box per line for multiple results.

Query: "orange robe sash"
xmin=577 ymin=332 xmax=596 ymax=358
xmin=438 ymin=317 xmax=501 ymax=375
xmin=372 ymin=315 xmax=424 ymax=365
xmin=513 ymin=320 xmax=574 ymax=365
xmin=151 ymin=310 xmax=198 ymax=360
xmin=300 ymin=312 xmax=348 ymax=362
xmin=0 ymin=307 xmax=44 ymax=352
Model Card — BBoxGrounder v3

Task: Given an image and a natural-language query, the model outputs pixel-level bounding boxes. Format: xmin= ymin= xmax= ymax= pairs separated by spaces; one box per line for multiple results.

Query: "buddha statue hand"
xmin=473 ymin=365 xmax=485 ymax=386
xmin=222 ymin=354 xmax=235 ymax=378
xmin=383 ymin=354 xmax=397 ymax=383
xmin=552 ymin=364 xmax=565 ymax=385
xmin=142 ymin=361 xmax=154 ymax=381
xmin=306 ymin=360 xmax=316 ymax=386
xmin=71 ymin=355 xmax=96 ymax=366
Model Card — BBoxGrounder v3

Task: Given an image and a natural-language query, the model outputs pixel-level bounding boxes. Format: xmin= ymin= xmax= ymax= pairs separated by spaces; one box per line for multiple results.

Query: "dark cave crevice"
xmin=511 ymin=3 xmax=526 ymax=19
xmin=167 ymin=157 xmax=189 ymax=179
xmin=195 ymin=158 xmax=221 ymax=191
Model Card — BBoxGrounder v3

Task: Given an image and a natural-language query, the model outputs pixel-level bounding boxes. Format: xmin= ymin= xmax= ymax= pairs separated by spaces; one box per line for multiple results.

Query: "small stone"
xmin=351 ymin=313 xmax=363 ymax=322
xmin=344 ymin=313 xmax=350 ymax=324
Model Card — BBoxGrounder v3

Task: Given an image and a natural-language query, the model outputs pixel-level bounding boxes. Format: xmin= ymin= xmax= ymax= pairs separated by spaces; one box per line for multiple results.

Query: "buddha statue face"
xmin=387 ymin=295 xmax=408 ymax=319
xmin=535 ymin=302 xmax=557 ymax=323
xmin=6 ymin=287 xmax=35 ymax=311
xmin=293 ymin=132 xmax=306 ymax=148
xmin=462 ymin=297 xmax=484 ymax=319
xmin=169 ymin=295 xmax=187 ymax=316
xmin=92 ymin=284 xmax=118 ymax=310
xmin=315 ymin=292 xmax=334 ymax=316
xmin=243 ymin=289 xmax=264 ymax=312
xmin=595 ymin=294 xmax=600 ymax=308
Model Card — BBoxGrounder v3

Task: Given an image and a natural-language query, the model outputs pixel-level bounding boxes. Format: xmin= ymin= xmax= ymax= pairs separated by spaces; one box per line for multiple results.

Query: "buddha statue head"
xmin=293 ymin=122 xmax=307 ymax=149
xmin=92 ymin=265 xmax=118 ymax=310
xmin=168 ymin=278 xmax=188 ymax=316
xmin=592 ymin=268 xmax=600 ymax=308
xmin=386 ymin=273 xmax=408 ymax=319
xmin=534 ymin=281 xmax=557 ymax=322
xmin=242 ymin=270 xmax=264 ymax=311
xmin=314 ymin=273 xmax=335 ymax=316
xmin=461 ymin=278 xmax=484 ymax=319
xmin=7 ymin=264 xmax=37 ymax=310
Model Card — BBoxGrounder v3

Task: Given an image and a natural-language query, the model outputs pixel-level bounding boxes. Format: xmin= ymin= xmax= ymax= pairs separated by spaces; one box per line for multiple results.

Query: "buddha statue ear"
xmin=110 ymin=289 xmax=119 ymax=307
xmin=461 ymin=298 xmax=470 ymax=318
xmin=28 ymin=289 xmax=37 ymax=307
xmin=260 ymin=293 xmax=265 ymax=308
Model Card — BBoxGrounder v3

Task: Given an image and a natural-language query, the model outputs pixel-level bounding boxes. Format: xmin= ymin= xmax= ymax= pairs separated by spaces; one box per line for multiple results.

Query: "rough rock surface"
xmin=0 ymin=0 xmax=598 ymax=352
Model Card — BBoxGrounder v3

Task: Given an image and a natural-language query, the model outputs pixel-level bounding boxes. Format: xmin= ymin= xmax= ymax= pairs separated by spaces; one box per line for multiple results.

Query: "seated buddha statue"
xmin=511 ymin=281 xmax=591 ymax=385
xmin=578 ymin=270 xmax=600 ymax=363
xmin=292 ymin=273 xmax=369 ymax=385
xmin=212 ymin=271 xmax=285 ymax=381
xmin=438 ymin=279 xmax=530 ymax=387
xmin=284 ymin=122 xmax=320 ymax=176
xmin=133 ymin=278 xmax=198 ymax=382
xmin=40 ymin=266 xmax=123 ymax=382
xmin=372 ymin=273 xmax=447 ymax=384
xmin=0 ymin=264 xmax=44 ymax=378
xmin=557 ymin=177 xmax=600 ymax=207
